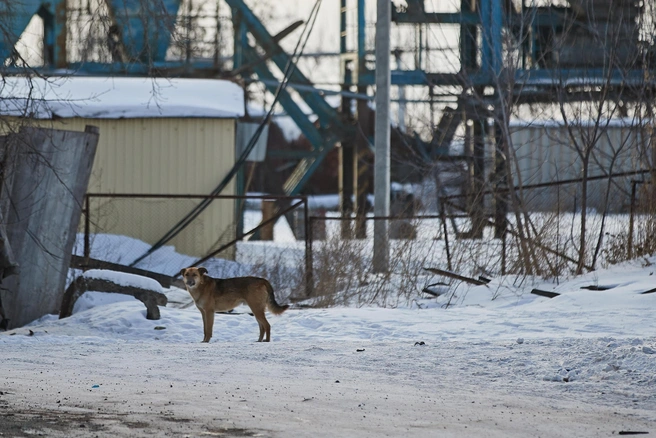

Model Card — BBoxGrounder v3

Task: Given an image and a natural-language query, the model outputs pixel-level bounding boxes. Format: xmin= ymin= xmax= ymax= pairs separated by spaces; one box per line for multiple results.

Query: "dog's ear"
xmin=180 ymin=268 xmax=186 ymax=276
xmin=198 ymin=267 xmax=208 ymax=275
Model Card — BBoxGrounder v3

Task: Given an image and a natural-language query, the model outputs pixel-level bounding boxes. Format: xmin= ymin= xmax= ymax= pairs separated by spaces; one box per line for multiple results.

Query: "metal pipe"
xmin=84 ymin=194 xmax=90 ymax=264
xmin=357 ymin=0 xmax=366 ymax=82
xmin=480 ymin=0 xmax=491 ymax=76
xmin=440 ymin=197 xmax=453 ymax=271
xmin=85 ymin=193 xmax=308 ymax=200
xmin=340 ymin=0 xmax=347 ymax=55
xmin=305 ymin=198 xmax=313 ymax=297
xmin=628 ymin=180 xmax=640 ymax=259
xmin=441 ymin=169 xmax=656 ymax=201
xmin=373 ymin=0 xmax=391 ymax=273
xmin=308 ymin=214 xmax=458 ymax=221
xmin=491 ymin=0 xmax=503 ymax=75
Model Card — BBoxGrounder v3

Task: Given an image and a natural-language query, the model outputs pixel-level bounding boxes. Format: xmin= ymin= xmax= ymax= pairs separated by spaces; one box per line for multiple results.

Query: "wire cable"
xmin=129 ymin=0 xmax=323 ymax=267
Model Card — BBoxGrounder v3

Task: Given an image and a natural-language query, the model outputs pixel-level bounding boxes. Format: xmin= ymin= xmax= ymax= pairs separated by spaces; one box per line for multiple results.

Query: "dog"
xmin=180 ymin=267 xmax=289 ymax=343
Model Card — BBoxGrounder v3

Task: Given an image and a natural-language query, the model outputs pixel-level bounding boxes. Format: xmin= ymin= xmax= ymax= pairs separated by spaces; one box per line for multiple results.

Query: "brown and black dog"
xmin=180 ymin=267 xmax=289 ymax=342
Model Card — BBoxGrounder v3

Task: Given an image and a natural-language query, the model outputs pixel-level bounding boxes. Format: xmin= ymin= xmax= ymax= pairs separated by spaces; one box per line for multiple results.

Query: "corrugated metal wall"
xmin=20 ymin=117 xmax=236 ymax=259
xmin=509 ymin=123 xmax=649 ymax=212
xmin=48 ymin=118 xmax=235 ymax=195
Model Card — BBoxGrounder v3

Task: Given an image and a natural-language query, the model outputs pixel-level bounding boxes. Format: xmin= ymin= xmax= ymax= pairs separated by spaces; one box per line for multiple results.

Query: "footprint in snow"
xmin=297 ymin=319 xmax=323 ymax=329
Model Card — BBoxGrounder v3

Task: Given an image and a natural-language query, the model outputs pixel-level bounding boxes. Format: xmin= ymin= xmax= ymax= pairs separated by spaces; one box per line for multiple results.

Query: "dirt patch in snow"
xmin=0 ymin=407 xmax=262 ymax=437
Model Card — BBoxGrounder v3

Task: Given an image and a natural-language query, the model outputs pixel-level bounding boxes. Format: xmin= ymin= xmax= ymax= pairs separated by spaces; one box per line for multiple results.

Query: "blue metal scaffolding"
xmin=1 ymin=0 xmax=653 ymax=198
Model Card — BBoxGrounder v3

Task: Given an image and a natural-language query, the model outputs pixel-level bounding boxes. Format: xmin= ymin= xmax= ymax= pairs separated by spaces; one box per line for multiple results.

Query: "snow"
xmin=0 ymin=76 xmax=245 ymax=119
xmin=72 ymin=291 xmax=140 ymax=316
xmin=1 ymin=234 xmax=655 ymax=436
xmin=81 ymin=269 xmax=162 ymax=292
xmin=274 ymin=115 xmax=303 ymax=141
xmin=261 ymin=94 xmax=343 ymax=142
xmin=242 ymin=209 xmax=296 ymax=242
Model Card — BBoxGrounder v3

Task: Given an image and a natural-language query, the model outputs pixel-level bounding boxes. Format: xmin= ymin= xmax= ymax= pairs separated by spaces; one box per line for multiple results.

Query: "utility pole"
xmin=373 ymin=0 xmax=391 ymax=273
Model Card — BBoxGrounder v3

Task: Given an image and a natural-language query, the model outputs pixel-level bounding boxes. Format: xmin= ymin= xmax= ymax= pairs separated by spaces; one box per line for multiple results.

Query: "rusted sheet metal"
xmin=1 ymin=126 xmax=99 ymax=329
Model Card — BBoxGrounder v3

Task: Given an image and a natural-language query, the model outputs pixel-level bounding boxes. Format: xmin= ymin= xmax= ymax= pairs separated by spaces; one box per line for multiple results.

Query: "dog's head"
xmin=180 ymin=266 xmax=208 ymax=289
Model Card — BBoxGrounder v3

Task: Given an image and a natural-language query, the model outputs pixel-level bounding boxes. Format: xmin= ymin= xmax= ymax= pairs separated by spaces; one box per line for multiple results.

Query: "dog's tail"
xmin=265 ymin=280 xmax=289 ymax=315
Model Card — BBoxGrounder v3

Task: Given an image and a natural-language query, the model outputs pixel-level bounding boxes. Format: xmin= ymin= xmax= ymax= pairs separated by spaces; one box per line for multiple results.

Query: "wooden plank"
xmin=70 ymin=255 xmax=173 ymax=288
xmin=530 ymin=289 xmax=560 ymax=298
xmin=423 ymin=267 xmax=488 ymax=286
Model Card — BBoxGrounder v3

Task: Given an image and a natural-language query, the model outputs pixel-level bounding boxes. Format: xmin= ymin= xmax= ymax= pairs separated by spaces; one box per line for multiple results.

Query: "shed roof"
xmin=0 ymin=76 xmax=245 ymax=119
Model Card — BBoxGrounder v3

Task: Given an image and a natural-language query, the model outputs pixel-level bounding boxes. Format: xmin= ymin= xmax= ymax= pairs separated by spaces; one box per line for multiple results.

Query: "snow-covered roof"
xmin=0 ymin=76 xmax=245 ymax=119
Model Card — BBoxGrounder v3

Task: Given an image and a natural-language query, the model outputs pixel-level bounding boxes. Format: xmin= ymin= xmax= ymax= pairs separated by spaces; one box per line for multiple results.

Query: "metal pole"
xmin=628 ymin=180 xmax=638 ymax=259
xmin=340 ymin=0 xmax=347 ymax=54
xmin=480 ymin=0 xmax=491 ymax=76
xmin=395 ymin=50 xmax=406 ymax=132
xmin=471 ymin=117 xmax=486 ymax=238
xmin=304 ymin=197 xmax=314 ymax=297
xmin=357 ymin=0 xmax=366 ymax=73
xmin=355 ymin=0 xmax=369 ymax=241
xmin=84 ymin=194 xmax=90 ymax=264
xmin=493 ymin=117 xmax=508 ymax=239
xmin=373 ymin=0 xmax=391 ymax=273
xmin=439 ymin=197 xmax=452 ymax=271
xmin=491 ymin=0 xmax=503 ymax=75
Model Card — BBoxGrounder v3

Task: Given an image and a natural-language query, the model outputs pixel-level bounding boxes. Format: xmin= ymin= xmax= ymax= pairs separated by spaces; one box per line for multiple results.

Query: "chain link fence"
xmin=302 ymin=172 xmax=655 ymax=307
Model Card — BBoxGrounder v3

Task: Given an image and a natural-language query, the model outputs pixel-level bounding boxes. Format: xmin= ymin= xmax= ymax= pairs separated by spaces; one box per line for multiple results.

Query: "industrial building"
xmin=0 ymin=76 xmax=244 ymax=258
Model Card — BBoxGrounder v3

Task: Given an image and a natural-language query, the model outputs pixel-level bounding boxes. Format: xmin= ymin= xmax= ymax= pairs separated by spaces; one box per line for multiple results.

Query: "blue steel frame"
xmin=0 ymin=0 xmax=182 ymax=68
xmin=3 ymin=1 xmax=652 ymax=94
xmin=225 ymin=0 xmax=355 ymax=195
xmin=2 ymin=0 xmax=653 ymax=194
xmin=388 ymin=0 xmax=653 ymax=89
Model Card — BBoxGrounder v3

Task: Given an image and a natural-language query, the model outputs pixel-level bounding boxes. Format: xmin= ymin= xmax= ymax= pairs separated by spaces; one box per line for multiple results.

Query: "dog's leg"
xmin=263 ymin=317 xmax=271 ymax=342
xmin=258 ymin=321 xmax=265 ymax=342
xmin=252 ymin=309 xmax=271 ymax=342
xmin=203 ymin=309 xmax=215 ymax=343
xmin=256 ymin=312 xmax=265 ymax=342
xmin=199 ymin=307 xmax=209 ymax=343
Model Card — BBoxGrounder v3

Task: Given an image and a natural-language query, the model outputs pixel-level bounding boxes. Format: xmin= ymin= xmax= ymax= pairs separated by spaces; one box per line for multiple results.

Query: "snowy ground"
xmin=1 ymin=239 xmax=656 ymax=436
